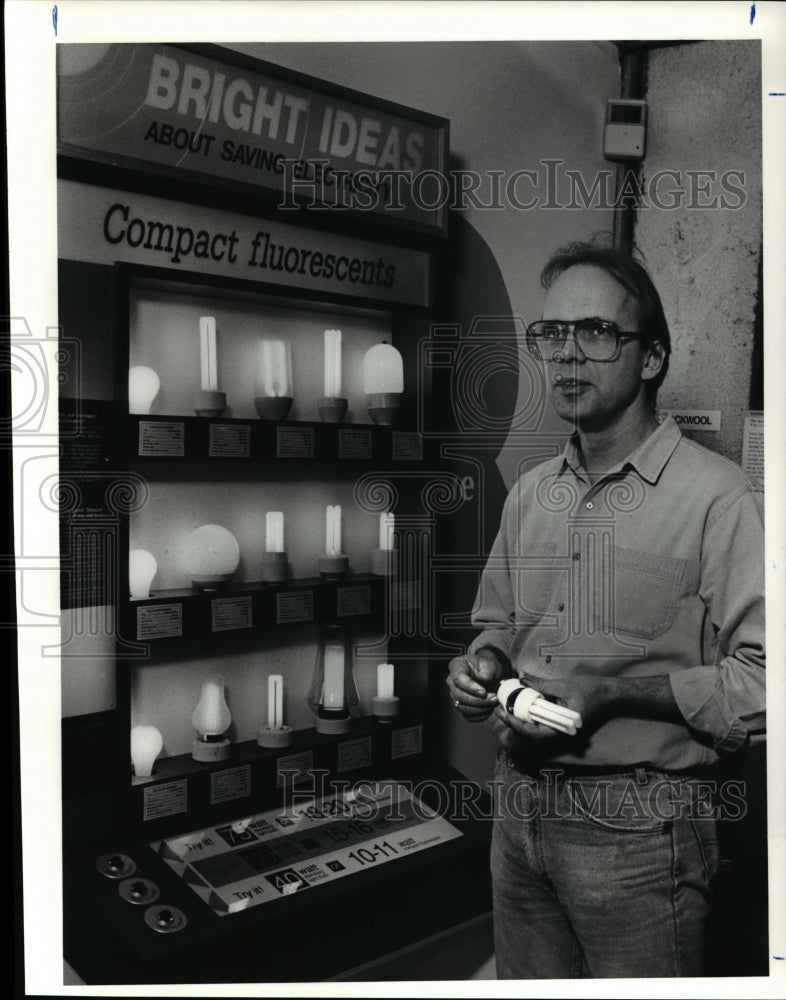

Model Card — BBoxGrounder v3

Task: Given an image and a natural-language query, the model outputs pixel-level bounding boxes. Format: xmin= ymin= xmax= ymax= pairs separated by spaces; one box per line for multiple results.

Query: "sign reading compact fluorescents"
xmin=57 ymin=43 xmax=449 ymax=234
xmin=58 ymin=180 xmax=431 ymax=309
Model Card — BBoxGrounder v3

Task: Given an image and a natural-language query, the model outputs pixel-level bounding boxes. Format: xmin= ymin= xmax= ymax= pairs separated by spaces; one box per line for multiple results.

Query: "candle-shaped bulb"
xmin=192 ymin=677 xmax=231 ymax=738
xmin=130 ymin=724 xmax=163 ymax=777
xmin=362 ymin=342 xmax=404 ymax=394
xmin=129 ymin=548 xmax=157 ymax=599
xmin=199 ymin=316 xmax=218 ymax=392
xmin=128 ymin=366 xmax=160 ymax=414
xmin=323 ymin=328 xmax=342 ymax=397
xmin=266 ymin=511 xmax=285 ymax=554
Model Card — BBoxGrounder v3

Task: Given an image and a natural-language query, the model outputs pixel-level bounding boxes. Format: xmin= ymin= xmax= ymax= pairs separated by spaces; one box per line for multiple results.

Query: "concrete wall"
xmin=634 ymin=40 xmax=762 ymax=462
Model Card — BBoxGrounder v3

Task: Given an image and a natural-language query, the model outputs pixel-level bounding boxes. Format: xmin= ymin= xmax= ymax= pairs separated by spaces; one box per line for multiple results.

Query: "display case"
xmin=58 ymin=43 xmax=492 ymax=985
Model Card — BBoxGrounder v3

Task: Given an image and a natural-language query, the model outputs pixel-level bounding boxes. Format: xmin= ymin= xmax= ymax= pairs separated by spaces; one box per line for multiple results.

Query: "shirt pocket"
xmin=513 ymin=541 xmax=562 ymax=624
xmin=595 ymin=545 xmax=691 ymax=640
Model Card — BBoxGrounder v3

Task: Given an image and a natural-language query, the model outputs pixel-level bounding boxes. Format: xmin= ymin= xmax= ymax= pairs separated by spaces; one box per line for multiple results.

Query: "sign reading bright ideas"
xmin=57 ymin=43 xmax=448 ymax=235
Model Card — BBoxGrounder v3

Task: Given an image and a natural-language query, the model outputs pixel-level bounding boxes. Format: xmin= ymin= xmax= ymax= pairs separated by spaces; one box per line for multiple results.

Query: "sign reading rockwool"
xmin=657 ymin=410 xmax=722 ymax=431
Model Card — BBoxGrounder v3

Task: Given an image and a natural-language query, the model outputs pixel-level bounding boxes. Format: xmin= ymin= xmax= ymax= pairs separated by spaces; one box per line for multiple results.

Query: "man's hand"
xmin=446 ymin=649 xmax=505 ymax=721
xmin=492 ymin=671 xmax=604 ymax=747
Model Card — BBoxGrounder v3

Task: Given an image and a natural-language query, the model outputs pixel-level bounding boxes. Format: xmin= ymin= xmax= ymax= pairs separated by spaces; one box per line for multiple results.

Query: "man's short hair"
xmin=540 ymin=240 xmax=671 ymax=404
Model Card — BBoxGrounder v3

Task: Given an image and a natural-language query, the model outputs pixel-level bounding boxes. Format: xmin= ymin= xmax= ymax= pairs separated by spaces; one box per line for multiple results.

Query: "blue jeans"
xmin=490 ymin=749 xmax=720 ymax=979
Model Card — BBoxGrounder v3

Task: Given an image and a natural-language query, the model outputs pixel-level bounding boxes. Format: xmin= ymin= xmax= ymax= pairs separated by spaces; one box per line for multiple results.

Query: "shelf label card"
xmin=211 ymin=596 xmax=252 ymax=632
xmin=337 ymin=737 xmax=373 ymax=773
xmin=336 ymin=585 xmax=371 ymax=618
xmin=392 ymin=581 xmax=422 ymax=612
xmin=742 ymin=410 xmax=764 ymax=489
xmin=138 ymin=420 xmax=185 ymax=457
xmin=276 ymin=751 xmax=314 ymax=788
xmin=391 ymin=725 xmax=423 ymax=759
xmin=211 ymin=766 xmax=252 ymax=805
xmin=136 ymin=603 xmax=183 ymax=639
xmin=276 ymin=590 xmax=314 ymax=624
xmin=391 ymin=431 xmax=423 ymax=461
xmin=337 ymin=428 xmax=372 ymax=461
xmin=276 ymin=426 xmax=314 ymax=459
xmin=209 ymin=423 xmax=251 ymax=458
xmin=142 ymin=779 xmax=188 ymax=822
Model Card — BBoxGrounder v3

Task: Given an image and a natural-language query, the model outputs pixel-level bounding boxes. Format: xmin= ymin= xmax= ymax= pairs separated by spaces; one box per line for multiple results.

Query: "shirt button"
xmin=558 ymin=603 xmax=565 ymax=611
xmin=572 ymin=552 xmax=581 ymax=561
xmin=585 ymin=501 xmax=594 ymax=509
xmin=545 ymin=655 xmax=552 ymax=663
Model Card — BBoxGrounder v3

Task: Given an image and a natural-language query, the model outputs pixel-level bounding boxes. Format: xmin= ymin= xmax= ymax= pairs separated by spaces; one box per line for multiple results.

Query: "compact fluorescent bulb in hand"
xmin=497 ymin=678 xmax=583 ymax=736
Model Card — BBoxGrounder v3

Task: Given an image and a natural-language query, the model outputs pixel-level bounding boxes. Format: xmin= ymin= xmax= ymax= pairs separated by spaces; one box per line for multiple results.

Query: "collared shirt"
xmin=469 ymin=416 xmax=765 ymax=771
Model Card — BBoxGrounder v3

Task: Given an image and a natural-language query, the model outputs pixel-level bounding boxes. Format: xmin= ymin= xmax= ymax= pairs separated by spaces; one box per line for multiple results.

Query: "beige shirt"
xmin=470 ymin=417 xmax=765 ymax=771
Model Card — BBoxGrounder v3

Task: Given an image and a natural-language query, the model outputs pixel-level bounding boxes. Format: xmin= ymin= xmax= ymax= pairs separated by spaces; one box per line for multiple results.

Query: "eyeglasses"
xmin=526 ymin=318 xmax=643 ymax=362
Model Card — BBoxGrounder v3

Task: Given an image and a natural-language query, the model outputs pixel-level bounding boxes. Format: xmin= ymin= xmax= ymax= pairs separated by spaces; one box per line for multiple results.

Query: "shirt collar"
xmin=560 ymin=415 xmax=682 ymax=484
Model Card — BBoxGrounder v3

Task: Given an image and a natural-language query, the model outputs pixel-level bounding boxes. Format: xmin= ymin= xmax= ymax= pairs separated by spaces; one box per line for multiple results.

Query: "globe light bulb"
xmin=128 ymin=366 xmax=161 ymax=415
xmin=183 ymin=524 xmax=240 ymax=589
xmin=130 ymin=724 xmax=163 ymax=777
xmin=129 ymin=549 xmax=157 ymax=599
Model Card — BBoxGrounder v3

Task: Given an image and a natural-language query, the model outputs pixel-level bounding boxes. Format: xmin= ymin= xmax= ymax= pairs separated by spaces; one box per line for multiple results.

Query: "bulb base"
xmin=254 ymin=396 xmax=293 ymax=421
xmin=261 ymin=551 xmax=288 ymax=583
xmin=318 ymin=554 xmax=349 ymax=579
xmin=257 ymin=725 xmax=294 ymax=748
xmin=193 ymin=390 xmax=226 ymax=418
xmin=371 ymin=548 xmax=397 ymax=576
xmin=366 ymin=392 xmax=401 ymax=426
xmin=318 ymin=396 xmax=348 ymax=423
xmin=191 ymin=736 xmax=231 ymax=762
xmin=191 ymin=572 xmax=235 ymax=590
xmin=372 ymin=695 xmax=400 ymax=720
xmin=315 ymin=712 xmax=351 ymax=735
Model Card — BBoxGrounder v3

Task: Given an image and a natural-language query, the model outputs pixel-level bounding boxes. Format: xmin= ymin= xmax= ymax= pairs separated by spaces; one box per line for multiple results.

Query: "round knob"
xmin=129 ymin=881 xmax=147 ymax=899
xmin=156 ymin=908 xmax=174 ymax=926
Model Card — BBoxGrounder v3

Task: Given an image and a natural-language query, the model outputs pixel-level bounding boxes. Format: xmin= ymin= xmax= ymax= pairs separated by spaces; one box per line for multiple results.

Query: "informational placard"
xmin=211 ymin=596 xmax=252 ymax=632
xmin=337 ymin=428 xmax=372 ymax=460
xmin=391 ymin=726 xmax=424 ymax=760
xmin=210 ymin=766 xmax=252 ymax=806
xmin=142 ymin=780 xmax=188 ymax=822
xmin=392 ymin=431 xmax=424 ymax=460
xmin=209 ymin=423 xmax=251 ymax=458
xmin=57 ymin=43 xmax=448 ymax=236
xmin=276 ymin=591 xmax=314 ymax=624
xmin=336 ymin=737 xmax=373 ymax=773
xmin=276 ymin=751 xmax=314 ymax=787
xmin=336 ymin=585 xmax=372 ymax=618
xmin=741 ymin=410 xmax=764 ymax=488
xmin=138 ymin=420 xmax=185 ymax=457
xmin=137 ymin=603 xmax=183 ymax=640
xmin=276 ymin=426 xmax=315 ymax=459
xmin=150 ymin=780 xmax=462 ymax=915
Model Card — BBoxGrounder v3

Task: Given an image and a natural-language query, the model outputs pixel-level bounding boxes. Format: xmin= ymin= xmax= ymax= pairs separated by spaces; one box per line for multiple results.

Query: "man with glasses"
xmin=447 ymin=241 xmax=765 ymax=978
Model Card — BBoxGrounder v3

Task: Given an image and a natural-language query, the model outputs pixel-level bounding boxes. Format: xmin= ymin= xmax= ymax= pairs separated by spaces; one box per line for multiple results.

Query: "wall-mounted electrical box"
xmin=603 ymin=99 xmax=648 ymax=161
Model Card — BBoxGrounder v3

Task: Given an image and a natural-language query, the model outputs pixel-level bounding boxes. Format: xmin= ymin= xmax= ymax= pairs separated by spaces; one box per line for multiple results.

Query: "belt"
xmin=506 ymin=749 xmax=720 ymax=781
